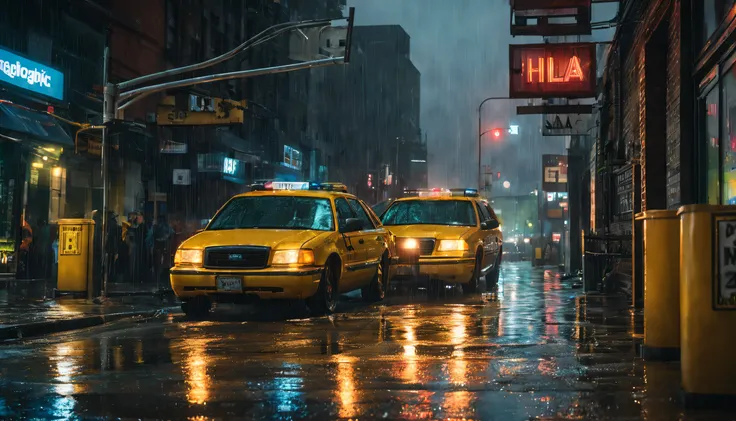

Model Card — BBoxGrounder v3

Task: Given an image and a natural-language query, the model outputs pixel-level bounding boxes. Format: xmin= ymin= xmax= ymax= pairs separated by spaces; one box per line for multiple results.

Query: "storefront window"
xmin=705 ymin=87 xmax=720 ymax=204
xmin=723 ymin=66 xmax=736 ymax=203
xmin=702 ymin=0 xmax=736 ymax=46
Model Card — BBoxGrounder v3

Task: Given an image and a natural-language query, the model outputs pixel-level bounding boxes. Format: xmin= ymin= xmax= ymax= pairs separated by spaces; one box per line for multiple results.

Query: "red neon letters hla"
xmin=526 ymin=56 xmax=585 ymax=83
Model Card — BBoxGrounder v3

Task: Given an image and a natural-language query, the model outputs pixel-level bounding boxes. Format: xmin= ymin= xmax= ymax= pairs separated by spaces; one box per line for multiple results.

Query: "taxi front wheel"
xmin=462 ymin=252 xmax=483 ymax=294
xmin=362 ymin=254 xmax=388 ymax=302
xmin=307 ymin=261 xmax=339 ymax=316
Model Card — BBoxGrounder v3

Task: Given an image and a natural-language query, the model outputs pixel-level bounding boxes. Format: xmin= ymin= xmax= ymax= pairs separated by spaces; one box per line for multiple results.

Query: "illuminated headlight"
xmin=401 ymin=238 xmax=419 ymax=250
xmin=174 ymin=249 xmax=203 ymax=265
xmin=437 ymin=240 xmax=469 ymax=252
xmin=272 ymin=249 xmax=316 ymax=265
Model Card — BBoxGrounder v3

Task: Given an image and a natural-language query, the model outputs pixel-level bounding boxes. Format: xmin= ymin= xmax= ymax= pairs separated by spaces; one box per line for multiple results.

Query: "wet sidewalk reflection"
xmin=0 ymin=263 xmax=733 ymax=420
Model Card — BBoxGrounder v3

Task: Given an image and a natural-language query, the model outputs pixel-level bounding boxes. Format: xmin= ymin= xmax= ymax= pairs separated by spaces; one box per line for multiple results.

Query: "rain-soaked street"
xmin=0 ymin=263 xmax=733 ymax=420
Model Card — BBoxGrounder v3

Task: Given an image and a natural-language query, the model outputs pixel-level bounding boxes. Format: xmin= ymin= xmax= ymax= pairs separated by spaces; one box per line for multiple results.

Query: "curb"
xmin=0 ymin=307 xmax=178 ymax=342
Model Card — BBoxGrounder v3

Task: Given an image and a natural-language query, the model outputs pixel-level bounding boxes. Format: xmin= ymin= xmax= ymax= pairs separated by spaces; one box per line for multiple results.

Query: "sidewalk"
xmin=0 ymin=289 xmax=178 ymax=342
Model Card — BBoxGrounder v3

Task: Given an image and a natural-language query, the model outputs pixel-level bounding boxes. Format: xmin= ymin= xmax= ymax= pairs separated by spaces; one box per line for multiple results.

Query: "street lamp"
xmin=503 ymin=180 xmax=511 ymax=189
xmin=477 ymin=96 xmax=509 ymax=191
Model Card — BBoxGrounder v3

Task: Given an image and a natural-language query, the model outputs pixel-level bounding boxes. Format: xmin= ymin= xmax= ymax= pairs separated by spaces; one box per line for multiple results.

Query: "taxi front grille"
xmin=397 ymin=238 xmax=436 ymax=256
xmin=204 ymin=246 xmax=270 ymax=269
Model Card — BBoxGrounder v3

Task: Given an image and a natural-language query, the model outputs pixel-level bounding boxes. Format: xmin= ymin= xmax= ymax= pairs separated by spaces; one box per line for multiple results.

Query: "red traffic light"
xmin=493 ymin=128 xmax=502 ymax=138
xmin=496 ymin=172 xmax=501 ymax=179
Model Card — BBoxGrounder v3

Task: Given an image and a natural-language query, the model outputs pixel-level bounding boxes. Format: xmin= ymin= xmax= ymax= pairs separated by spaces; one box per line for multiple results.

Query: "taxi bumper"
xmin=170 ymin=266 xmax=323 ymax=300
xmin=391 ymin=257 xmax=475 ymax=283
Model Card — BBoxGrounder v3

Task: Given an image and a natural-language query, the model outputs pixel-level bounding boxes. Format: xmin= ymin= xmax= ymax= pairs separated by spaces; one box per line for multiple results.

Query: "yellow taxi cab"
xmin=380 ymin=188 xmax=503 ymax=293
xmin=170 ymin=181 xmax=395 ymax=317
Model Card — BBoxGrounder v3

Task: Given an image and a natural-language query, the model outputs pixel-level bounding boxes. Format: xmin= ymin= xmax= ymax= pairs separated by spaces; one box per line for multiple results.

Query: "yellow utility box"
xmin=678 ymin=205 xmax=736 ymax=406
xmin=57 ymin=219 xmax=95 ymax=295
xmin=636 ymin=210 xmax=680 ymax=361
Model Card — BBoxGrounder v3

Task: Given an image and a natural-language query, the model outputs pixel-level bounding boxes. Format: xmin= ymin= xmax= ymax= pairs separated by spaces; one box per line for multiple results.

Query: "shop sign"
xmin=714 ymin=216 xmax=736 ymax=309
xmin=60 ymin=225 xmax=82 ymax=255
xmin=542 ymin=113 xmax=591 ymax=136
xmin=173 ymin=169 xmax=191 ymax=185
xmin=0 ymin=47 xmax=64 ymax=101
xmin=509 ymin=43 xmax=596 ymax=99
xmin=160 ymin=140 xmax=187 ymax=154
xmin=542 ymin=154 xmax=568 ymax=192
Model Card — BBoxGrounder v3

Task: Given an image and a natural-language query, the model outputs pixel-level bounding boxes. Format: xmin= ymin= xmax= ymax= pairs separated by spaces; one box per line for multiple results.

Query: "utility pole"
xmin=96 ymin=10 xmax=356 ymax=301
xmin=477 ymin=96 xmax=508 ymax=191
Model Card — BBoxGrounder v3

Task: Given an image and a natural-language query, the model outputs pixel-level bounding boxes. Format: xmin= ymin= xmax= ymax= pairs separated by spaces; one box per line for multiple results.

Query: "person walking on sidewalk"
xmin=147 ymin=215 xmax=174 ymax=287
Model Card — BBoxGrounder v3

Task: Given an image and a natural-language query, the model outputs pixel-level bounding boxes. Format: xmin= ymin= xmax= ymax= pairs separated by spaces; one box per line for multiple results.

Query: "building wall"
xmin=618 ymin=0 xmax=681 ymax=212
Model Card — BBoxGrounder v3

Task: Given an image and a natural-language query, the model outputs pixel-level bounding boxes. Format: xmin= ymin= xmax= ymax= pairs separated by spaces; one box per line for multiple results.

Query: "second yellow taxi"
xmin=378 ymin=188 xmax=503 ymax=293
xmin=170 ymin=182 xmax=395 ymax=317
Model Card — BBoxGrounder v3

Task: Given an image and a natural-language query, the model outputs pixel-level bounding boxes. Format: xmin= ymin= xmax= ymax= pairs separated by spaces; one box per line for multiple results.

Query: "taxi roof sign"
xmin=271 ymin=181 xmax=310 ymax=190
xmin=403 ymin=188 xmax=451 ymax=197
xmin=449 ymin=188 xmax=480 ymax=197
xmin=311 ymin=182 xmax=348 ymax=192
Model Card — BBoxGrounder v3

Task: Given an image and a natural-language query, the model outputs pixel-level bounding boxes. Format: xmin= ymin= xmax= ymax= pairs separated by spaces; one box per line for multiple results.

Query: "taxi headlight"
xmin=401 ymin=238 xmax=419 ymax=250
xmin=174 ymin=249 xmax=203 ymax=265
xmin=272 ymin=249 xmax=315 ymax=265
xmin=437 ymin=239 xmax=469 ymax=252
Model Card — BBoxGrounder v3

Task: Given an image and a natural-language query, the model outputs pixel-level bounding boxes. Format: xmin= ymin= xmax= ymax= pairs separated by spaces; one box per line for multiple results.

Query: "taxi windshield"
xmin=207 ymin=196 xmax=335 ymax=231
xmin=381 ymin=199 xmax=477 ymax=226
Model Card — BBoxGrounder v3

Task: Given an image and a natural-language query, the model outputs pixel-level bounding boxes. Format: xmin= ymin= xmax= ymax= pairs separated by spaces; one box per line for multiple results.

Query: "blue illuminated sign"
xmin=0 ymin=47 xmax=64 ymax=100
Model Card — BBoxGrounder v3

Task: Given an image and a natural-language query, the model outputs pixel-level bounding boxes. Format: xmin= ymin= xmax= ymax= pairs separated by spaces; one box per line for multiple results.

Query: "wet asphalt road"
xmin=1 ymin=263 xmax=735 ymax=420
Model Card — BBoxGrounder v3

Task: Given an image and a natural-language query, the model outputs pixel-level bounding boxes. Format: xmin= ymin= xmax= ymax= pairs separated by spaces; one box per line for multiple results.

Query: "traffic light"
xmin=496 ymin=172 xmax=501 ymax=180
xmin=493 ymin=128 xmax=502 ymax=138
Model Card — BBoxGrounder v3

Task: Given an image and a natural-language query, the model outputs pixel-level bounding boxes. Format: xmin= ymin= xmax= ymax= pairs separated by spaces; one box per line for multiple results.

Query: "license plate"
xmin=216 ymin=277 xmax=242 ymax=291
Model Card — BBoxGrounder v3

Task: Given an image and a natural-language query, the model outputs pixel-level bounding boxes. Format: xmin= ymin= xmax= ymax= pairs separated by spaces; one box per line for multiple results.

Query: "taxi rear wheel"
xmin=362 ymin=254 xmax=388 ymax=302
xmin=463 ymin=252 xmax=483 ymax=294
xmin=308 ymin=260 xmax=339 ymax=316
xmin=181 ymin=296 xmax=211 ymax=318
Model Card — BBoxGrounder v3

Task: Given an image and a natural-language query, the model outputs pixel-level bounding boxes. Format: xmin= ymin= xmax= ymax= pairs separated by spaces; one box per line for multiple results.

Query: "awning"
xmin=0 ymin=102 xmax=74 ymax=147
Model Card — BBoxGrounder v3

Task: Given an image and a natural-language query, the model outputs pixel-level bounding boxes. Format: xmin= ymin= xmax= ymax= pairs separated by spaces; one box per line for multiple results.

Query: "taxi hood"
xmin=385 ymin=224 xmax=475 ymax=240
xmin=180 ymin=228 xmax=326 ymax=250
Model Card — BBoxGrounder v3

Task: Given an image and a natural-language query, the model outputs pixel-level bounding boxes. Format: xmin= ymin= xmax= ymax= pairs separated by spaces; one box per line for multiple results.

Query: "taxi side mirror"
xmin=342 ymin=218 xmax=364 ymax=233
xmin=482 ymin=219 xmax=500 ymax=230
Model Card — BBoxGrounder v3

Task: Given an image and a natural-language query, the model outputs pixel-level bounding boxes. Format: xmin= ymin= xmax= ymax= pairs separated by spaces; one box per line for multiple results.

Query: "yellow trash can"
xmin=57 ymin=219 xmax=95 ymax=295
xmin=636 ymin=210 xmax=680 ymax=361
xmin=678 ymin=205 xmax=736 ymax=406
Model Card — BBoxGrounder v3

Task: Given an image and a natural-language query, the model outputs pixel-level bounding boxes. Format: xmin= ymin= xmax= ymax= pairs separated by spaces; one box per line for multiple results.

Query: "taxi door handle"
xmin=358 ymin=239 xmax=365 ymax=244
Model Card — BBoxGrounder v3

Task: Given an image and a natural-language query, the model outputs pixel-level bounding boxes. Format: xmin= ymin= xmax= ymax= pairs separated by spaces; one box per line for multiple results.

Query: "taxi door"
xmin=347 ymin=198 xmax=387 ymax=275
xmin=475 ymin=201 xmax=501 ymax=270
xmin=334 ymin=198 xmax=372 ymax=292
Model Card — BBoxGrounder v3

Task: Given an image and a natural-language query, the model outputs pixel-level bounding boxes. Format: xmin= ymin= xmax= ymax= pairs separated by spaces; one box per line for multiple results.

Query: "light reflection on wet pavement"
xmin=0 ymin=263 xmax=734 ymax=420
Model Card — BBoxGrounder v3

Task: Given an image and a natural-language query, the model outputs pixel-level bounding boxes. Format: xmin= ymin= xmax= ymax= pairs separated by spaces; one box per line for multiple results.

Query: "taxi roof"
xmin=232 ymin=189 xmax=356 ymax=200
xmin=394 ymin=195 xmax=477 ymax=202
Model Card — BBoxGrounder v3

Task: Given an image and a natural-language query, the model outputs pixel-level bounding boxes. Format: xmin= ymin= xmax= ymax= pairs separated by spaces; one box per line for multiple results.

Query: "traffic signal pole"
xmin=96 ymin=10 xmax=355 ymax=301
xmin=477 ymin=96 xmax=508 ymax=192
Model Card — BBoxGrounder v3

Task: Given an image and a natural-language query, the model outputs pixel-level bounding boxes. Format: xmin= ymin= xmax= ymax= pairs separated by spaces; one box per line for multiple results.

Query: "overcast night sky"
xmin=346 ymin=0 xmax=617 ymax=191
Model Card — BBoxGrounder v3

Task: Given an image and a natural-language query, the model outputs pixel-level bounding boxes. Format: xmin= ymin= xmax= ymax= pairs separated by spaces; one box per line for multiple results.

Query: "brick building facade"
xmin=595 ymin=0 xmax=736 ymax=304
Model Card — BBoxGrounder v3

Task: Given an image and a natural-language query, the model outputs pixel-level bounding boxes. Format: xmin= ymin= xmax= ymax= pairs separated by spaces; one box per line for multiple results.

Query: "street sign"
xmin=542 ymin=154 xmax=568 ymax=192
xmin=509 ymin=43 xmax=597 ymax=99
xmin=542 ymin=113 xmax=591 ymax=136
xmin=715 ymin=216 xmax=736 ymax=309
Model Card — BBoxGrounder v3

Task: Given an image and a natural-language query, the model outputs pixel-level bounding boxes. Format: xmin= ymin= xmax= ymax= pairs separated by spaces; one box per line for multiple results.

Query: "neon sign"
xmin=0 ymin=47 xmax=64 ymax=100
xmin=509 ymin=43 xmax=596 ymax=99
xmin=526 ymin=56 xmax=585 ymax=83
xmin=223 ymin=157 xmax=238 ymax=175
